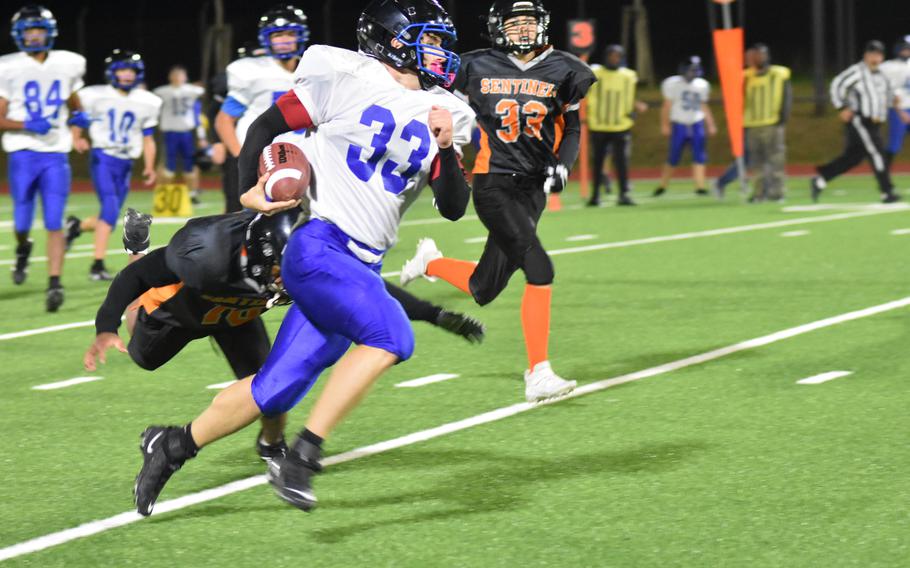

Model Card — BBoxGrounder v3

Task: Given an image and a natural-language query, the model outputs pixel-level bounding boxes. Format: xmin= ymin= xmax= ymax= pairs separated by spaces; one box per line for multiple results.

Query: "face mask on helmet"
xmin=105 ymin=51 xmax=145 ymax=92
xmin=895 ymin=35 xmax=910 ymax=61
xmin=357 ymin=0 xmax=461 ymax=90
xmin=11 ymin=5 xmax=57 ymax=53
xmin=488 ymin=1 xmax=550 ymax=55
xmin=258 ymin=5 xmax=310 ymax=60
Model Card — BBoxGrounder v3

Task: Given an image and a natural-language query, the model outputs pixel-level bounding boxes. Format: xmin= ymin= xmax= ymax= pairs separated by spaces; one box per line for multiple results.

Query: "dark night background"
xmin=2 ymin=1 xmax=910 ymax=87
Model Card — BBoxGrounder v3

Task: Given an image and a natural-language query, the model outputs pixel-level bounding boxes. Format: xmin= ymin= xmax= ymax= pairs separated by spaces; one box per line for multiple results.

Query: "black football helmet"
xmin=11 ymin=4 xmax=57 ymax=53
xmin=487 ymin=0 xmax=550 ymax=55
xmin=357 ymin=0 xmax=460 ymax=90
xmin=678 ymin=55 xmax=704 ymax=81
xmin=244 ymin=209 xmax=301 ymax=295
xmin=105 ymin=50 xmax=145 ymax=91
xmin=258 ymin=4 xmax=309 ymax=59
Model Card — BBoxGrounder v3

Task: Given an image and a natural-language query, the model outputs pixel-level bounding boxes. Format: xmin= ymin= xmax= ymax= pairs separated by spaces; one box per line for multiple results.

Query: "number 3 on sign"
xmin=152 ymin=183 xmax=193 ymax=216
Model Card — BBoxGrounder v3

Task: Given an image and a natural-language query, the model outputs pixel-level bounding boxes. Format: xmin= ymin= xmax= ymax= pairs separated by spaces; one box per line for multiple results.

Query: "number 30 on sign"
xmin=152 ymin=183 xmax=193 ymax=217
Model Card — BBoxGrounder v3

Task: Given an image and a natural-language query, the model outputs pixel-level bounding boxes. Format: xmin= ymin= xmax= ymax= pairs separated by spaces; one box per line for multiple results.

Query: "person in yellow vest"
xmin=585 ymin=45 xmax=647 ymax=206
xmin=742 ymin=43 xmax=791 ymax=201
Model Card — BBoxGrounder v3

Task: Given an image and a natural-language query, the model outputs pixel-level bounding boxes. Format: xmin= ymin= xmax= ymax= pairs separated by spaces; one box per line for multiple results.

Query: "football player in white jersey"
xmin=132 ymin=0 xmax=475 ymax=516
xmin=214 ymin=4 xmax=308 ymax=211
xmin=152 ymin=65 xmax=207 ymax=202
xmin=0 ymin=5 xmax=88 ymax=311
xmin=880 ymin=37 xmax=910 ymax=168
xmin=67 ymin=50 xmax=161 ymax=280
xmin=653 ymin=56 xmax=717 ymax=197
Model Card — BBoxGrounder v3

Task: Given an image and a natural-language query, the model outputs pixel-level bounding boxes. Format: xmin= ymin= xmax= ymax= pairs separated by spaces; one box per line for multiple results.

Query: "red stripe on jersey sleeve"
xmin=276 ymin=90 xmax=314 ymax=130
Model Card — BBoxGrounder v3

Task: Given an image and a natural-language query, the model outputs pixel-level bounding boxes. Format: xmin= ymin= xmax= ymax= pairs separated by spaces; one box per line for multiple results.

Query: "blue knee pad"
xmin=91 ymin=149 xmax=132 ymax=226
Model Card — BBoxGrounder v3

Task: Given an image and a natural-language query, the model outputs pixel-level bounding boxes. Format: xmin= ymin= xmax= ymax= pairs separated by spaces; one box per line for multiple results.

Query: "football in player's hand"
xmin=257 ymin=142 xmax=311 ymax=202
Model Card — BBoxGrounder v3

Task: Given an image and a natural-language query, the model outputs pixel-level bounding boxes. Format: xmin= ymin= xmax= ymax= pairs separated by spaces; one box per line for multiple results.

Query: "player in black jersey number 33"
xmin=401 ymin=0 xmax=595 ymax=402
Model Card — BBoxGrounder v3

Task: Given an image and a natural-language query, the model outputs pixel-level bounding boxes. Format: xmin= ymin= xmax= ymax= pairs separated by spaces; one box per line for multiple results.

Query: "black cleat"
xmin=64 ymin=216 xmax=82 ymax=251
xmin=134 ymin=426 xmax=193 ymax=516
xmin=616 ymin=195 xmax=637 ymax=206
xmin=652 ymin=187 xmax=666 ymax=197
xmin=256 ymin=431 xmax=288 ymax=462
xmin=12 ymin=240 xmax=32 ymax=285
xmin=436 ymin=310 xmax=486 ymax=343
xmin=586 ymin=198 xmax=602 ymax=207
xmin=123 ymin=208 xmax=153 ymax=255
xmin=810 ymin=176 xmax=824 ymax=203
xmin=190 ymin=190 xmax=201 ymax=205
xmin=268 ymin=436 xmax=322 ymax=512
xmin=90 ymin=265 xmax=114 ymax=281
xmin=882 ymin=192 xmax=902 ymax=204
xmin=695 ymin=188 xmax=710 ymax=196
xmin=45 ymin=286 xmax=64 ymax=312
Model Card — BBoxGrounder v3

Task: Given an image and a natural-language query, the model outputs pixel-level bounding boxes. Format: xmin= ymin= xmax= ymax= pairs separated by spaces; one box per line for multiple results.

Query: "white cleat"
xmin=399 ymin=237 xmax=443 ymax=286
xmin=524 ymin=361 xmax=577 ymax=402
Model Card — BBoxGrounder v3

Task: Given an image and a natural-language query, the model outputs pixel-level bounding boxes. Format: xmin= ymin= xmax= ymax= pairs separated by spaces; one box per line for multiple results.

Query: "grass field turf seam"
xmin=2 ymin=294 xmax=908 ymax=563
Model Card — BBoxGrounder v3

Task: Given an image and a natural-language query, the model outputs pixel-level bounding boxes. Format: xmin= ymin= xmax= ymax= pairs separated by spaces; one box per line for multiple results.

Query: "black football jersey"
xmin=95 ymin=212 xmax=272 ymax=334
xmin=453 ymin=47 xmax=595 ymax=176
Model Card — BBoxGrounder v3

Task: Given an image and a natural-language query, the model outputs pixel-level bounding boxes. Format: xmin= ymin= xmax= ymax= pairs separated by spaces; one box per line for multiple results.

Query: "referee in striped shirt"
xmin=812 ymin=41 xmax=908 ymax=203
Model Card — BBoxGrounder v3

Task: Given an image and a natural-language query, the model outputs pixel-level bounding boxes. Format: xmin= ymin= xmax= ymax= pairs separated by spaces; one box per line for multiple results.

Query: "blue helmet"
xmin=257 ymin=5 xmax=309 ymax=60
xmin=105 ymin=50 xmax=145 ymax=92
xmin=679 ymin=55 xmax=704 ymax=80
xmin=10 ymin=4 xmax=57 ymax=53
xmin=357 ymin=0 xmax=460 ymax=90
xmin=894 ymin=35 xmax=910 ymax=59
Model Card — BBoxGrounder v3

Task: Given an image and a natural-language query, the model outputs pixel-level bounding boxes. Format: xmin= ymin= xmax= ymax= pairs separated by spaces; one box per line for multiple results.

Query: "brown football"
xmin=257 ymin=142 xmax=311 ymax=202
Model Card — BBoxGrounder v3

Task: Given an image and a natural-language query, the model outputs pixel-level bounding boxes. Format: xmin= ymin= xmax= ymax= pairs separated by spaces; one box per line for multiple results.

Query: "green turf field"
xmin=1 ymin=176 xmax=909 ymax=566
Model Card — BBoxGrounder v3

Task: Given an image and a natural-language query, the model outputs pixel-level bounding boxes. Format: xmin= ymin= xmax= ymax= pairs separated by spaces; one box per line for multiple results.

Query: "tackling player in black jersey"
xmin=401 ymin=0 xmax=595 ymax=402
xmin=84 ymin=208 xmax=485 ymax=466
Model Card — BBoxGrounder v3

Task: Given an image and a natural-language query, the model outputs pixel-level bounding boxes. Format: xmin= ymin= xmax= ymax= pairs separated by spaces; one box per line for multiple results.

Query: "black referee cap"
xmin=864 ymin=40 xmax=886 ymax=54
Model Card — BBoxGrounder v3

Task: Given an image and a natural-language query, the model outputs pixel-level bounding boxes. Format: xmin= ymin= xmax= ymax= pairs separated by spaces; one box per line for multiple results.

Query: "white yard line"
xmin=205 ymin=381 xmax=235 ymax=390
xmin=891 ymin=228 xmax=910 ymax=235
xmin=0 ymin=320 xmax=96 ymax=341
xmin=796 ymin=371 xmax=853 ymax=385
xmin=3 ymin=207 xmax=909 ymax=341
xmin=1 ymin=295 xmax=908 ymax=561
xmin=394 ymin=373 xmax=460 ymax=388
xmin=31 ymin=376 xmax=103 ymax=391
xmin=463 ymin=236 xmax=488 ymax=244
xmin=781 ymin=230 xmax=810 ymax=237
xmin=565 ymin=234 xmax=597 ymax=242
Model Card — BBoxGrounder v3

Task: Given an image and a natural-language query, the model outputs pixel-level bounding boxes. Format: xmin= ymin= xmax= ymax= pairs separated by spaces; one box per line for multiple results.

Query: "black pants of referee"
xmin=222 ymin=154 xmax=242 ymax=213
xmin=468 ymin=173 xmax=553 ymax=306
xmin=590 ymin=130 xmax=632 ymax=201
xmin=817 ymin=116 xmax=894 ymax=195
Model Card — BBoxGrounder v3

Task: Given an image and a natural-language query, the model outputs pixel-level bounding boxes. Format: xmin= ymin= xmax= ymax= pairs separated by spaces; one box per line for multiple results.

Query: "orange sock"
xmin=426 ymin=257 xmax=476 ymax=295
xmin=521 ymin=284 xmax=552 ymax=369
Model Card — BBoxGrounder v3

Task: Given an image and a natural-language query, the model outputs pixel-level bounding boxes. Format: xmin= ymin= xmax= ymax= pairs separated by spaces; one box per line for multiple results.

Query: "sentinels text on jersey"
xmin=454 ymin=47 xmax=595 ymax=175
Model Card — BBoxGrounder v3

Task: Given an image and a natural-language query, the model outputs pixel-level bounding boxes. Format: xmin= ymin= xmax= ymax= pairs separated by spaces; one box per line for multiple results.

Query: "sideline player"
xmin=400 ymin=0 xmax=595 ymax=401
xmin=880 ymin=36 xmax=910 ymax=169
xmin=153 ymin=65 xmax=207 ymax=203
xmin=67 ymin=50 xmax=161 ymax=280
xmin=0 ymin=5 xmax=88 ymax=311
xmin=130 ymin=0 xmax=476 ymax=516
xmin=652 ymin=56 xmax=717 ymax=197
xmin=215 ymin=5 xmax=308 ymax=212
